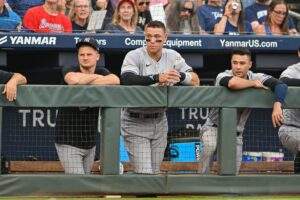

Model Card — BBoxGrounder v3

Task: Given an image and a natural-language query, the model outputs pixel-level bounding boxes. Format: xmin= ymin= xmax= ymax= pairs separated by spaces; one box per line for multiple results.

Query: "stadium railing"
xmin=1 ymin=85 xmax=300 ymax=196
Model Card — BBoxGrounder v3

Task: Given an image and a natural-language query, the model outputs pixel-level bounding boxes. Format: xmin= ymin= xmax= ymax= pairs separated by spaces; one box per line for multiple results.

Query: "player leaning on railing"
xmin=279 ymin=45 xmax=300 ymax=174
xmin=198 ymin=47 xmax=288 ymax=175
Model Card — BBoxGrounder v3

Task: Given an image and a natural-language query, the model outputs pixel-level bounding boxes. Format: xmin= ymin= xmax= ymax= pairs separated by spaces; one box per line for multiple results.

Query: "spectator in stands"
xmin=23 ymin=0 xmax=72 ymax=33
xmin=55 ymin=37 xmax=120 ymax=175
xmin=92 ymin=0 xmax=118 ymax=28
xmin=279 ymin=45 xmax=300 ymax=174
xmin=165 ymin=0 xmax=201 ymax=34
xmin=245 ymin=0 xmax=270 ymax=32
xmin=6 ymin=0 xmax=44 ymax=19
xmin=0 ymin=70 xmax=27 ymax=101
xmin=198 ymin=47 xmax=287 ymax=175
xmin=68 ymin=0 xmax=92 ymax=32
xmin=121 ymin=21 xmax=199 ymax=174
xmin=197 ymin=0 xmax=223 ymax=34
xmin=256 ymin=0 xmax=297 ymax=35
xmin=223 ymin=0 xmax=255 ymax=8
xmin=214 ymin=0 xmax=252 ymax=35
xmin=0 ymin=0 xmax=21 ymax=32
xmin=245 ymin=0 xmax=297 ymax=35
xmin=135 ymin=0 xmax=152 ymax=30
xmin=104 ymin=0 xmax=142 ymax=33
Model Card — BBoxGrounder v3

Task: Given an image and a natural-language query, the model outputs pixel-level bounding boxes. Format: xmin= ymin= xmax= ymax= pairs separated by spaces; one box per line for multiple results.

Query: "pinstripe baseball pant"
xmin=121 ymin=111 xmax=168 ymax=174
xmin=198 ymin=127 xmax=243 ymax=174
xmin=55 ymin=143 xmax=96 ymax=174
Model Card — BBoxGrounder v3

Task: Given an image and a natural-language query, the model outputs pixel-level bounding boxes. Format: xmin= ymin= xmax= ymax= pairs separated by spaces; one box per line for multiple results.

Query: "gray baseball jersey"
xmin=280 ymin=62 xmax=300 ymax=127
xmin=120 ymin=47 xmax=192 ymax=174
xmin=121 ymin=46 xmax=192 ymax=114
xmin=199 ymin=69 xmax=272 ymax=174
xmin=202 ymin=69 xmax=272 ymax=133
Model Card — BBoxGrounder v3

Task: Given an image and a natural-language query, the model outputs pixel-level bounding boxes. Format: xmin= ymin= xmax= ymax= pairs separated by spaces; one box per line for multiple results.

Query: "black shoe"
xmin=294 ymin=151 xmax=300 ymax=174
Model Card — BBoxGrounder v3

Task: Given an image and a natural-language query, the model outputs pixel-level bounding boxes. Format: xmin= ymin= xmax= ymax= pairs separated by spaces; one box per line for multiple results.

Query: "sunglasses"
xmin=273 ymin=10 xmax=287 ymax=16
xmin=138 ymin=1 xmax=150 ymax=6
xmin=180 ymin=7 xmax=193 ymax=14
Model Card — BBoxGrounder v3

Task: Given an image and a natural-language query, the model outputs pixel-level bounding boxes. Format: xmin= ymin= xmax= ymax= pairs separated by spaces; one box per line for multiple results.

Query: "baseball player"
xmin=278 ymin=45 xmax=300 ymax=174
xmin=0 ymin=70 xmax=27 ymax=101
xmin=55 ymin=37 xmax=120 ymax=174
xmin=198 ymin=47 xmax=287 ymax=174
xmin=120 ymin=20 xmax=200 ymax=174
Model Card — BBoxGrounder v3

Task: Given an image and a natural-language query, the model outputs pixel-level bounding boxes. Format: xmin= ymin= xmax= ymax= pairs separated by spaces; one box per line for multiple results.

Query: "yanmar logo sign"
xmin=0 ymin=36 xmax=8 ymax=45
xmin=0 ymin=36 xmax=57 ymax=46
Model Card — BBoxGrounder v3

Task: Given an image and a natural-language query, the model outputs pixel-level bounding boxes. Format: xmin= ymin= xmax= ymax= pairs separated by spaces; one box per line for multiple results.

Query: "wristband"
xmin=181 ymin=72 xmax=192 ymax=85
xmin=149 ymin=74 xmax=159 ymax=83
xmin=179 ymin=72 xmax=186 ymax=82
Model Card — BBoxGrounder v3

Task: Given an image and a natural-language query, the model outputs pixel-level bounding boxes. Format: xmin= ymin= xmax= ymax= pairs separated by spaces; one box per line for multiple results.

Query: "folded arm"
xmin=220 ymin=76 xmax=268 ymax=90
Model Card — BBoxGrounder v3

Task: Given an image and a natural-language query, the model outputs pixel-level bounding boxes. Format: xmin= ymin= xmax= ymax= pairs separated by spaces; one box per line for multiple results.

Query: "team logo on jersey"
xmin=0 ymin=36 xmax=8 ymax=45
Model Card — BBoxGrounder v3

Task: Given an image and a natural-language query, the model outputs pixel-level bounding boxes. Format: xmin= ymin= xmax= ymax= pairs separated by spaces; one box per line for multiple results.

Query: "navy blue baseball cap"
xmin=76 ymin=37 xmax=100 ymax=52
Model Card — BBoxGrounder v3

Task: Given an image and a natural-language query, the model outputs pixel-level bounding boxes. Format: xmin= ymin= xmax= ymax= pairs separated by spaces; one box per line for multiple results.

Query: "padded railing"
xmin=1 ymin=85 xmax=300 ymax=196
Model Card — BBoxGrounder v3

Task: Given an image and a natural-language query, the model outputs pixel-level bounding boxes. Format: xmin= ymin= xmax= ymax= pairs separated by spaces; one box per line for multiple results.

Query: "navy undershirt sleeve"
xmin=264 ymin=78 xmax=287 ymax=104
xmin=121 ymin=72 xmax=157 ymax=85
xmin=280 ymin=77 xmax=300 ymax=86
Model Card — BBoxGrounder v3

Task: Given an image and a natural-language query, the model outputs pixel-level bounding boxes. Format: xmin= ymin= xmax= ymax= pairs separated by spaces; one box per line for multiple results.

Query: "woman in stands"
xmin=135 ymin=0 xmax=152 ymax=30
xmin=165 ymin=0 xmax=202 ymax=34
xmin=255 ymin=0 xmax=292 ymax=35
xmin=68 ymin=0 xmax=92 ymax=32
xmin=214 ymin=0 xmax=252 ymax=35
xmin=104 ymin=0 xmax=142 ymax=33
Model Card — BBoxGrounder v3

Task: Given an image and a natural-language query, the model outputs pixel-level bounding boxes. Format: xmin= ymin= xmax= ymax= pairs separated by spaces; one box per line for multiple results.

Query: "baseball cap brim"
xmin=76 ymin=40 xmax=100 ymax=52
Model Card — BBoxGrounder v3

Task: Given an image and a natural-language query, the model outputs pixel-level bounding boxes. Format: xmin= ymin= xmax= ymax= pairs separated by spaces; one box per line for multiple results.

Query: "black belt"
xmin=129 ymin=112 xmax=162 ymax=119
xmin=211 ymin=124 xmax=241 ymax=136
xmin=283 ymin=123 xmax=300 ymax=128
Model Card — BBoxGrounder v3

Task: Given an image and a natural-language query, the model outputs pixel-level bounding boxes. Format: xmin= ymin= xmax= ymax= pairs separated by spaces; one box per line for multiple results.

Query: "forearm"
xmin=121 ymin=72 xmax=157 ymax=85
xmin=280 ymin=77 xmax=300 ymax=86
xmin=214 ymin=16 xmax=227 ymax=35
xmin=9 ymin=73 xmax=27 ymax=85
xmin=274 ymin=82 xmax=288 ymax=104
xmin=90 ymin=74 xmax=120 ymax=85
xmin=227 ymin=76 xmax=256 ymax=90
xmin=64 ymin=72 xmax=99 ymax=85
xmin=180 ymin=72 xmax=200 ymax=86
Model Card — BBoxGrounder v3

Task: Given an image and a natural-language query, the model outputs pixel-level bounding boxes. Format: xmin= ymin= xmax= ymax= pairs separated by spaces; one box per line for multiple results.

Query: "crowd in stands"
xmin=1 ymin=0 xmax=299 ymax=35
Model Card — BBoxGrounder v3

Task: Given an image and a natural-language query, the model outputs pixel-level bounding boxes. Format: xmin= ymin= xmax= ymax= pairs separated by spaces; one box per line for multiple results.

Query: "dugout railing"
xmin=1 ymin=85 xmax=300 ymax=196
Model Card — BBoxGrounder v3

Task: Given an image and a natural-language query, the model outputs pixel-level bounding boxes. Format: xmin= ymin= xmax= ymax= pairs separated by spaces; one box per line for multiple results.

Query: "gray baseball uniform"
xmin=198 ymin=69 xmax=271 ymax=174
xmin=279 ymin=62 xmax=300 ymax=153
xmin=121 ymin=46 xmax=192 ymax=174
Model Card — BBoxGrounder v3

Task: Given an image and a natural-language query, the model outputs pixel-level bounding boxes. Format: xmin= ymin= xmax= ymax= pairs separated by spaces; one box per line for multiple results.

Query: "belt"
xmin=283 ymin=123 xmax=300 ymax=128
xmin=211 ymin=124 xmax=241 ymax=136
xmin=129 ymin=112 xmax=162 ymax=119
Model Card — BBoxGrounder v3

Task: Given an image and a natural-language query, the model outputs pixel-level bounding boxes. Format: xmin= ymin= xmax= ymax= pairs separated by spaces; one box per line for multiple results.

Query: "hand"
xmin=96 ymin=0 xmax=107 ymax=10
xmin=252 ymin=80 xmax=268 ymax=90
xmin=272 ymin=102 xmax=284 ymax=128
xmin=224 ymin=2 xmax=233 ymax=18
xmin=158 ymin=70 xmax=181 ymax=85
xmin=2 ymin=79 xmax=17 ymax=101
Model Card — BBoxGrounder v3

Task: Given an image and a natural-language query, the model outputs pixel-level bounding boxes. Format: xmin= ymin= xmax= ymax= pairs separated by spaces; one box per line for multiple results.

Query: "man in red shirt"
xmin=23 ymin=0 xmax=72 ymax=33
